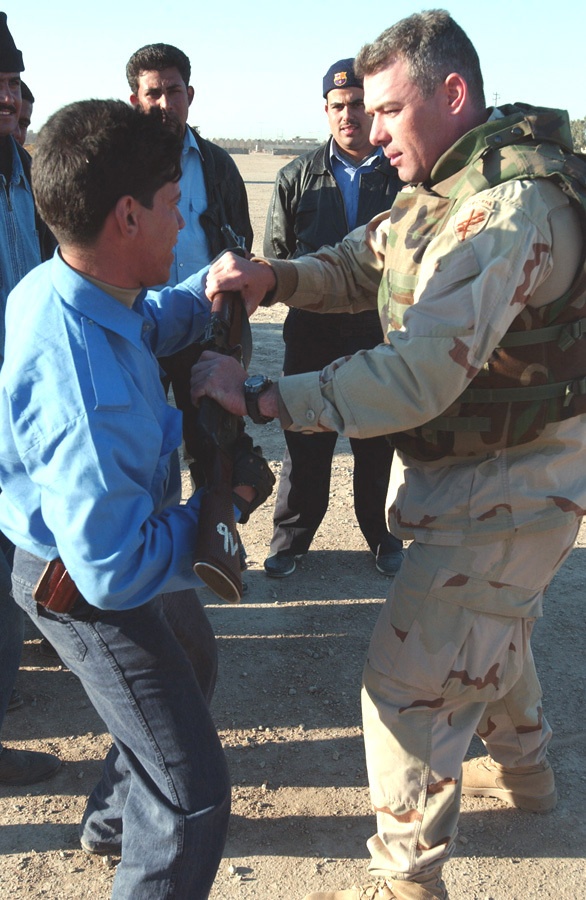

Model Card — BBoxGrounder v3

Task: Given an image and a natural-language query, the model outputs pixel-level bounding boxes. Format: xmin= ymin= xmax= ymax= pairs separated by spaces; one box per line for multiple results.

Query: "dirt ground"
xmin=1 ymin=153 xmax=585 ymax=899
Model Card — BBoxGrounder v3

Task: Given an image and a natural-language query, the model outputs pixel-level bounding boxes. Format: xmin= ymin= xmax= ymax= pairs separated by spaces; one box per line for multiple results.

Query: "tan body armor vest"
xmin=380 ymin=105 xmax=586 ymax=462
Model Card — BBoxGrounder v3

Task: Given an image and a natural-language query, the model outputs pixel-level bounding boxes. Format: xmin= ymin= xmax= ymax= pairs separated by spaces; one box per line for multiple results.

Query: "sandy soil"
xmin=1 ymin=153 xmax=585 ymax=900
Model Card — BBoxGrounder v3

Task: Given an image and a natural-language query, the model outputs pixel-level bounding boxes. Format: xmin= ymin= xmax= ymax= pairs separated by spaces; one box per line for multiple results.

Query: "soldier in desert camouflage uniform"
xmin=191 ymin=10 xmax=586 ymax=900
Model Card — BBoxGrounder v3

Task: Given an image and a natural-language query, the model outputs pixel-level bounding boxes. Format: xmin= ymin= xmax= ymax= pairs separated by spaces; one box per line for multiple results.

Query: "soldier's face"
xmin=325 ymin=87 xmax=374 ymax=160
xmin=0 ymin=72 xmax=21 ymax=139
xmin=365 ymin=58 xmax=456 ymax=184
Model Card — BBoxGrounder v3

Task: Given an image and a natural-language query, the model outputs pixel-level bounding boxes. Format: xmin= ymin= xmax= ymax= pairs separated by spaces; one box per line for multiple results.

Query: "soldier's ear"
xmin=444 ymin=73 xmax=467 ymax=117
xmin=187 ymin=85 xmax=194 ymax=107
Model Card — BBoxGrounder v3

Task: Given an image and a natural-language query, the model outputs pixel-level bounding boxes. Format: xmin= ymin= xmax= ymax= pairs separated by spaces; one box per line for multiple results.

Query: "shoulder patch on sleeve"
xmin=453 ymin=199 xmax=494 ymax=242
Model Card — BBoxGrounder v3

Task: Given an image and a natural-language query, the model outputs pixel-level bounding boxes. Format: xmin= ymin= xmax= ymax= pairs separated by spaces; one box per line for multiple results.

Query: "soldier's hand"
xmin=190 ymin=351 xmax=248 ymax=417
xmin=206 ymin=252 xmax=276 ymax=316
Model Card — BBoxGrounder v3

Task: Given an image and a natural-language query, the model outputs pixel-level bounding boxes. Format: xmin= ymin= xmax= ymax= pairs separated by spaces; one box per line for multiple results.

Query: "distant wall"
xmin=212 ymin=137 xmax=322 ymax=156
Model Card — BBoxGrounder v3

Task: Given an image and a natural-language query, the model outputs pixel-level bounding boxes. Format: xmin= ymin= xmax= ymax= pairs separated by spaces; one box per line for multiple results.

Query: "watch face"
xmin=246 ymin=375 xmax=267 ymax=389
xmin=244 ymin=374 xmax=273 ymax=424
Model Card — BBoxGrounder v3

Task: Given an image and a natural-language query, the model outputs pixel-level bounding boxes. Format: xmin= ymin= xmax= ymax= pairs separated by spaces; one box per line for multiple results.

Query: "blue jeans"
xmin=0 ymin=531 xmax=23 ymax=744
xmin=12 ymin=548 xmax=230 ymax=900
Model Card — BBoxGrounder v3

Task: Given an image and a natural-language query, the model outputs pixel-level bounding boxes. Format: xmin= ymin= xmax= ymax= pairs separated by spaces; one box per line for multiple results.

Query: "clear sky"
xmin=7 ymin=0 xmax=585 ymax=141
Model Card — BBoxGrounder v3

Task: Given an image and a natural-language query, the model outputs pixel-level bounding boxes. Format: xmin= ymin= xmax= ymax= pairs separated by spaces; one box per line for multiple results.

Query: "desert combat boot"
xmin=462 ymin=755 xmax=557 ymax=812
xmin=303 ymin=868 xmax=448 ymax=900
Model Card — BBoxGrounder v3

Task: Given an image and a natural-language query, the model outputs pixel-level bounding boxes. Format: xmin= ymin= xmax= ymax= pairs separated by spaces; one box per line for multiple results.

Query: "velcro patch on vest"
xmin=453 ymin=200 xmax=494 ymax=242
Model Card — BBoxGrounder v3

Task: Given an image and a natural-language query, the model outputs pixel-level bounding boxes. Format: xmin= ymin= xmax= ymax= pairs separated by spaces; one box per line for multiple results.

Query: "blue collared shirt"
xmin=329 ymin=141 xmax=384 ymax=231
xmin=0 ymin=253 xmax=212 ymax=609
xmin=158 ymin=128 xmax=210 ymax=288
xmin=0 ymin=136 xmax=42 ymax=367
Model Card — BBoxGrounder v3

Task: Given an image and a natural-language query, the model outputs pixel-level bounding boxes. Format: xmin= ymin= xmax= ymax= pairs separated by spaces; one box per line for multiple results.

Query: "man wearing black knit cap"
xmin=262 ymin=57 xmax=404 ymax=578
xmin=0 ymin=10 xmax=60 ymax=786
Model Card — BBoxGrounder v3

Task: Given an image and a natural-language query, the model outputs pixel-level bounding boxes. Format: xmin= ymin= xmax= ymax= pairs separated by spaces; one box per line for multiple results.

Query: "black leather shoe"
xmin=264 ymin=553 xmax=302 ymax=578
xmin=375 ymin=547 xmax=404 ymax=576
xmin=0 ymin=747 xmax=61 ymax=785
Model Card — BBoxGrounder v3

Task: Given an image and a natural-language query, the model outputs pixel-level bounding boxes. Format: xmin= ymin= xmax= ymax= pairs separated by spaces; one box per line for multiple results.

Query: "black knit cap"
xmin=322 ymin=58 xmax=362 ymax=98
xmin=0 ymin=12 xmax=24 ymax=73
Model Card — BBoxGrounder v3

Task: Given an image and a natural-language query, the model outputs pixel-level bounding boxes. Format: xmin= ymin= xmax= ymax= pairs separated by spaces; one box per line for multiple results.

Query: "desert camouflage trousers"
xmin=361 ymin=520 xmax=580 ymax=880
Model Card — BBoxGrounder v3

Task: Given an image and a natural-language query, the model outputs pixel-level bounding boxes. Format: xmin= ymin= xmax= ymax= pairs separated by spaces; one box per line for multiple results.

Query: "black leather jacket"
xmin=159 ymin=131 xmax=252 ymax=466
xmin=263 ymin=138 xmax=401 ymax=259
xmin=190 ymin=127 xmax=253 ymax=255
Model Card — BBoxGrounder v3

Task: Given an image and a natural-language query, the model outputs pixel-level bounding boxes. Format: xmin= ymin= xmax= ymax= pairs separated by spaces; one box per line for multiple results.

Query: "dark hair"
xmin=20 ymin=80 xmax=34 ymax=104
xmin=355 ymin=9 xmax=485 ymax=111
xmin=126 ymin=43 xmax=191 ymax=94
xmin=32 ymin=99 xmax=183 ymax=246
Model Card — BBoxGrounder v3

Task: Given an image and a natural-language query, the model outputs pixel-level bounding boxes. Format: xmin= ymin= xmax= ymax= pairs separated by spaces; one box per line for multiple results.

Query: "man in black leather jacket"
xmin=126 ymin=45 xmax=253 ymax=468
xmin=262 ymin=58 xmax=403 ymax=578
xmin=126 ymin=42 xmax=254 ymax=572
xmin=127 ymin=43 xmax=252 ymax=275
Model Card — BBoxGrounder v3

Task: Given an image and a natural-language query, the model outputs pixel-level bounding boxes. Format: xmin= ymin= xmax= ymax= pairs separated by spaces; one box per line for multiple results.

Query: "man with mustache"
xmin=13 ymin=78 xmax=32 ymax=146
xmin=0 ymin=10 xmax=59 ymax=787
xmin=262 ymin=58 xmax=403 ymax=579
xmin=126 ymin=42 xmax=252 ymax=289
xmin=126 ymin=42 xmax=253 ymax=573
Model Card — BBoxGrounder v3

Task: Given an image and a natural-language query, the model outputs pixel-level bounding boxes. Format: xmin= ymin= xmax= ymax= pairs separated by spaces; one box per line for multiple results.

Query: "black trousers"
xmin=269 ymin=308 xmax=402 ymax=557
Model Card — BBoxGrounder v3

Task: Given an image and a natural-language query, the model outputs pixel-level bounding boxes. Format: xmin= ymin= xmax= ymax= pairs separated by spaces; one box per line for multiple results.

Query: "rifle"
xmin=191 ymin=285 xmax=252 ymax=603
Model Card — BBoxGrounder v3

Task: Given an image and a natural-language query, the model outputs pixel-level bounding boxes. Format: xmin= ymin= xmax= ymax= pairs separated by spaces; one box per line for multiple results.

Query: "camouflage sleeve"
xmin=278 ymin=180 xmax=559 ymax=437
xmin=268 ymin=210 xmax=390 ymax=314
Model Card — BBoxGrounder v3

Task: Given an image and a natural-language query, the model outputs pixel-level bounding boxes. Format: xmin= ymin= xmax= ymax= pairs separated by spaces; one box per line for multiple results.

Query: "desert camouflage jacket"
xmin=267 ymin=105 xmax=586 ymax=543
xmin=381 ymin=105 xmax=586 ymax=461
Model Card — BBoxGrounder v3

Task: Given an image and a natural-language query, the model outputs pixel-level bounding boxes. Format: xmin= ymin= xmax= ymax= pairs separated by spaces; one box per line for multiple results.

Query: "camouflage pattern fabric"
xmin=269 ymin=106 xmax=586 ymax=547
xmin=261 ymin=105 xmax=586 ymax=885
xmin=379 ymin=106 xmax=586 ymax=461
xmin=362 ymin=521 xmax=578 ymax=879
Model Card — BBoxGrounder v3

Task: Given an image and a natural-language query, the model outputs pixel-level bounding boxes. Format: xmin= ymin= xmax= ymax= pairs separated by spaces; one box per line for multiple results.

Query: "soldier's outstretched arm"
xmin=206 ymin=253 xmax=276 ymax=315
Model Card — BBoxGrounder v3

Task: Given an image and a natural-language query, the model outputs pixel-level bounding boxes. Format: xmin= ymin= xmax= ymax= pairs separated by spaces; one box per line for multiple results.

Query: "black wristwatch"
xmin=244 ymin=374 xmax=274 ymax=424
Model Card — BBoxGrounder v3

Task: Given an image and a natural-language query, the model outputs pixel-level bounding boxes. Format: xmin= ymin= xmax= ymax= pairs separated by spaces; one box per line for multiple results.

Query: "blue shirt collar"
xmin=329 ymin=138 xmax=382 ymax=170
xmin=183 ymin=126 xmax=203 ymax=158
xmin=51 ymin=252 xmax=148 ymax=350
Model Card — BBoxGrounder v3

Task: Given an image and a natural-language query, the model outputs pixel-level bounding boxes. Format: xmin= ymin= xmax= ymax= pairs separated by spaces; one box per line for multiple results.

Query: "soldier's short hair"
xmin=126 ymin=43 xmax=191 ymax=95
xmin=32 ymin=99 xmax=183 ymax=247
xmin=355 ymin=9 xmax=485 ymax=111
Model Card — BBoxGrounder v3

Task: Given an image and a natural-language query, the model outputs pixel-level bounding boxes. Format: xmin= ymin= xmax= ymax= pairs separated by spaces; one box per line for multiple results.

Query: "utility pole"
xmin=493 ymin=92 xmax=500 ymax=106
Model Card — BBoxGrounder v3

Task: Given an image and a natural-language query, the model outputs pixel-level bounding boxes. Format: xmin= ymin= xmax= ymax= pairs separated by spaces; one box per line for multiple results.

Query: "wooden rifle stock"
xmin=192 ymin=292 xmax=246 ymax=602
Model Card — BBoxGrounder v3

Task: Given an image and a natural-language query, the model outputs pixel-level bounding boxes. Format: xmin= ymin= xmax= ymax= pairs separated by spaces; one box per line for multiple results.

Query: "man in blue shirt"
xmin=126 ymin=42 xmax=253 ymax=571
xmin=262 ymin=58 xmax=403 ymax=578
xmin=0 ymin=11 xmax=60 ymax=787
xmin=0 ymin=99 xmax=255 ymax=898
